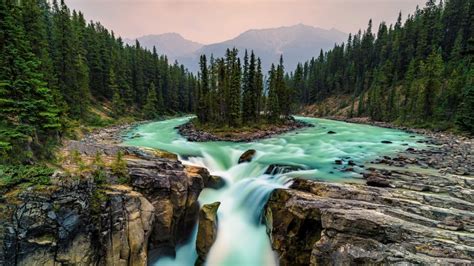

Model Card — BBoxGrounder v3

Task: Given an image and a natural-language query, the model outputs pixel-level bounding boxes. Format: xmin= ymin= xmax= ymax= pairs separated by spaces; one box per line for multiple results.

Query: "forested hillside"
xmin=289 ymin=0 xmax=473 ymax=133
xmin=0 ymin=0 xmax=197 ymax=163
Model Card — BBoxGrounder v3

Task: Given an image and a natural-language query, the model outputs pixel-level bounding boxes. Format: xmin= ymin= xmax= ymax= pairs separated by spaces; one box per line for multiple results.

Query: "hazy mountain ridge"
xmin=124 ymin=33 xmax=204 ymax=59
xmin=129 ymin=24 xmax=347 ymax=72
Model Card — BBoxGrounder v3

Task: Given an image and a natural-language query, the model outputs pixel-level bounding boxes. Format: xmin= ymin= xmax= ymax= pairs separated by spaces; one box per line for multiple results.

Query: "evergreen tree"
xmin=255 ymin=58 xmax=264 ymax=120
xmin=267 ymin=64 xmax=280 ymax=121
xmin=143 ymin=82 xmax=159 ymax=119
xmin=109 ymin=70 xmax=125 ymax=117
xmin=420 ymin=48 xmax=443 ymax=120
xmin=198 ymin=55 xmax=210 ymax=123
xmin=227 ymin=49 xmax=241 ymax=127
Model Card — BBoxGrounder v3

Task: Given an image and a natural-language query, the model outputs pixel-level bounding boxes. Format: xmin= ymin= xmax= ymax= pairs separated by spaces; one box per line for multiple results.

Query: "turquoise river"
xmin=124 ymin=116 xmax=423 ymax=266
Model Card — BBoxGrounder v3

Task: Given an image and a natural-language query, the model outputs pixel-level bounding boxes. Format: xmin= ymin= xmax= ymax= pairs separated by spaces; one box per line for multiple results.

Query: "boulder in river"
xmin=195 ymin=202 xmax=221 ymax=266
xmin=238 ymin=149 xmax=257 ymax=164
xmin=327 ymin=131 xmax=337 ymax=134
xmin=365 ymin=174 xmax=391 ymax=187
xmin=381 ymin=140 xmax=393 ymax=144
xmin=206 ymin=175 xmax=226 ymax=189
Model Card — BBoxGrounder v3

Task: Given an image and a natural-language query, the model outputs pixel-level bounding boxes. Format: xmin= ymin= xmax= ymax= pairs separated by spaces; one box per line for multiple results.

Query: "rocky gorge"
xmin=1 ymin=117 xmax=472 ymax=265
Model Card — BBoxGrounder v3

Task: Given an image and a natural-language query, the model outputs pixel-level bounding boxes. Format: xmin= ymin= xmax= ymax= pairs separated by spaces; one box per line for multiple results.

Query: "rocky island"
xmin=177 ymin=117 xmax=312 ymax=142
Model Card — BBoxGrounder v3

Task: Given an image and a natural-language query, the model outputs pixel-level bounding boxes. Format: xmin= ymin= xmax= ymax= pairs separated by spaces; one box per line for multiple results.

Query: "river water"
xmin=124 ymin=116 xmax=423 ymax=266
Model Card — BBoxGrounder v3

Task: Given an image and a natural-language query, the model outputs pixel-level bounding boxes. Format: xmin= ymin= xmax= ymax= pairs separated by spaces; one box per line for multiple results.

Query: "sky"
xmin=66 ymin=0 xmax=427 ymax=44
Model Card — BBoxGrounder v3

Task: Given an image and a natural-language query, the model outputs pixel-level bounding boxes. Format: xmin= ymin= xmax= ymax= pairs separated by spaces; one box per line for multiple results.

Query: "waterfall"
xmin=124 ymin=116 xmax=423 ymax=266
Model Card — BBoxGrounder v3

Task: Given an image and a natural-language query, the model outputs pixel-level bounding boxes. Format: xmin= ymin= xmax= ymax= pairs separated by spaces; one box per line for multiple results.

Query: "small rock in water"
xmin=334 ymin=160 xmax=343 ymax=165
xmin=238 ymin=149 xmax=257 ymax=164
xmin=381 ymin=140 xmax=393 ymax=144
xmin=129 ymin=133 xmax=142 ymax=139
xmin=265 ymin=164 xmax=305 ymax=175
xmin=327 ymin=131 xmax=337 ymax=134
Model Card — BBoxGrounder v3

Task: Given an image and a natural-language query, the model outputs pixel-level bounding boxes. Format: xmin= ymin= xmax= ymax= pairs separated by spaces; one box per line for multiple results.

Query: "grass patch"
xmin=191 ymin=118 xmax=290 ymax=136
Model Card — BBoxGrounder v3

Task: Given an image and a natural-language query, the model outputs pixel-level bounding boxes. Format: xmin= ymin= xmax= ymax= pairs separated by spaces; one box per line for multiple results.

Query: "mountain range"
xmin=125 ymin=24 xmax=347 ymax=73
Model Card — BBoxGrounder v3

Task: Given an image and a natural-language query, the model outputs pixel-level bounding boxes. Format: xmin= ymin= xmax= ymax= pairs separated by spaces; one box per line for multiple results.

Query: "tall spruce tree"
xmin=143 ymin=82 xmax=159 ymax=119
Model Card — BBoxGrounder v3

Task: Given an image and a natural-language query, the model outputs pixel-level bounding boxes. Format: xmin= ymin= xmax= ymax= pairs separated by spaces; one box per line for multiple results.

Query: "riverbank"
xmin=263 ymin=115 xmax=473 ymax=265
xmin=321 ymin=116 xmax=473 ymax=176
xmin=177 ymin=117 xmax=312 ymax=142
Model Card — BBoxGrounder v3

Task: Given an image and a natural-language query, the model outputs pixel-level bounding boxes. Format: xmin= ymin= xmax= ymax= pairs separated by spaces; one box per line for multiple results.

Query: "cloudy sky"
xmin=66 ymin=0 xmax=426 ymax=44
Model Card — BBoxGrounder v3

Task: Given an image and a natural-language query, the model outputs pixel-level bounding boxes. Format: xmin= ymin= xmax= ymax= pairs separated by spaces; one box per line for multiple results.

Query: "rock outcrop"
xmin=195 ymin=202 xmax=220 ymax=266
xmin=0 ymin=176 xmax=155 ymax=266
xmin=127 ymin=156 xmax=207 ymax=256
xmin=265 ymin=177 xmax=474 ymax=265
xmin=0 ymin=124 xmax=209 ymax=265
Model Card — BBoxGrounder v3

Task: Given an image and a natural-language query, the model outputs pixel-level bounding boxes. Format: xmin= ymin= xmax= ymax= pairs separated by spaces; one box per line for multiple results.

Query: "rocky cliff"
xmin=0 ymin=125 xmax=210 ymax=265
xmin=265 ymin=140 xmax=474 ymax=265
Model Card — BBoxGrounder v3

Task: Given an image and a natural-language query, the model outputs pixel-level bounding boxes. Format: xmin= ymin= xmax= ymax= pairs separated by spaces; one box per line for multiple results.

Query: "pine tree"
xmin=198 ymin=55 xmax=209 ymax=123
xmin=276 ymin=56 xmax=290 ymax=117
xmin=255 ymin=58 xmax=264 ymax=120
xmin=267 ymin=64 xmax=280 ymax=122
xmin=456 ymin=57 xmax=473 ymax=133
xmin=242 ymin=51 xmax=257 ymax=123
xmin=227 ymin=49 xmax=241 ymax=127
xmin=143 ymin=82 xmax=159 ymax=119
xmin=109 ymin=70 xmax=125 ymax=117
xmin=420 ymin=48 xmax=443 ymax=120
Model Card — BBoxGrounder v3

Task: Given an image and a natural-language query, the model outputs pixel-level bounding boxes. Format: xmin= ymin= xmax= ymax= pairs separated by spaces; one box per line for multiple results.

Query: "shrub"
xmin=0 ymin=165 xmax=54 ymax=190
xmin=110 ymin=151 xmax=129 ymax=184
xmin=91 ymin=152 xmax=107 ymax=185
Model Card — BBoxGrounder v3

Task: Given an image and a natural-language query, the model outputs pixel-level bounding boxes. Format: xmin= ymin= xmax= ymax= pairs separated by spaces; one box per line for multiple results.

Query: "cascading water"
xmin=124 ymin=116 xmax=423 ymax=266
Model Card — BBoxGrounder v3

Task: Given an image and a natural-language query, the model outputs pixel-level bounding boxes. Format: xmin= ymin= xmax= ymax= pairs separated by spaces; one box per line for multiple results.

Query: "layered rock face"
xmin=265 ymin=126 xmax=473 ymax=265
xmin=195 ymin=202 xmax=220 ymax=266
xmin=0 ymin=177 xmax=155 ymax=265
xmin=0 ymin=126 xmax=209 ymax=265
xmin=265 ymin=176 xmax=474 ymax=265
xmin=127 ymin=155 xmax=207 ymax=256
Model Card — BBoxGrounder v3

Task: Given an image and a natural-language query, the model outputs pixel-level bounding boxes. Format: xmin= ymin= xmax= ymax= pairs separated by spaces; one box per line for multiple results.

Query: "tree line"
xmin=288 ymin=0 xmax=473 ymax=132
xmin=0 ymin=0 xmax=198 ymax=163
xmin=196 ymin=49 xmax=289 ymax=127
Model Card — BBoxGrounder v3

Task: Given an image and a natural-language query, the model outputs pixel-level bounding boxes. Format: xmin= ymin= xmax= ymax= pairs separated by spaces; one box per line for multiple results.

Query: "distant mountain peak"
xmin=130 ymin=25 xmax=347 ymax=73
xmin=125 ymin=33 xmax=203 ymax=58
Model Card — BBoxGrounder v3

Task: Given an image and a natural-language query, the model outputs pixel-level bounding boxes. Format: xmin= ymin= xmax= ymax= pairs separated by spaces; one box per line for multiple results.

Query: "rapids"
xmin=124 ymin=116 xmax=423 ymax=266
